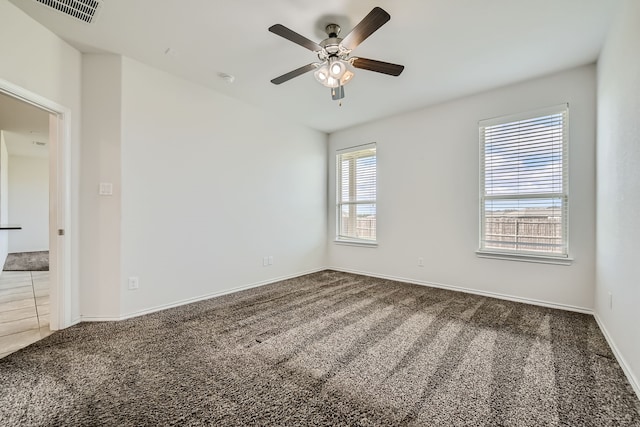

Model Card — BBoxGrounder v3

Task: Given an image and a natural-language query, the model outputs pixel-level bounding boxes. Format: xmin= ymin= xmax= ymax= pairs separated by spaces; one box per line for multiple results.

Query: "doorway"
xmin=0 ymin=92 xmax=52 ymax=356
xmin=0 ymin=80 xmax=71 ymax=357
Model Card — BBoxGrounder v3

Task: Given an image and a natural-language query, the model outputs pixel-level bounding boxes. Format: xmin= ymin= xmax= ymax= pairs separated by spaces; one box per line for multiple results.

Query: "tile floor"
xmin=0 ymin=271 xmax=51 ymax=358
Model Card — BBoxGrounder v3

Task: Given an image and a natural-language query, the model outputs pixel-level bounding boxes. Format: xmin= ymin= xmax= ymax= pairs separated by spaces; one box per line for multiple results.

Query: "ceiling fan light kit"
xmin=269 ymin=7 xmax=404 ymax=102
xmin=314 ymin=57 xmax=354 ymax=89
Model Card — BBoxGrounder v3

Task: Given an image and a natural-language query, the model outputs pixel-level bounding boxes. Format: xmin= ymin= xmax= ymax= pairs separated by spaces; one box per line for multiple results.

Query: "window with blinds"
xmin=479 ymin=105 xmax=568 ymax=257
xmin=336 ymin=144 xmax=377 ymax=243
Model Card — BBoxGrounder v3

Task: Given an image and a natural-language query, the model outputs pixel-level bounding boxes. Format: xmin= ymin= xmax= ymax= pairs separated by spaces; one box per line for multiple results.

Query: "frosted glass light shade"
xmin=314 ymin=59 xmax=354 ymax=88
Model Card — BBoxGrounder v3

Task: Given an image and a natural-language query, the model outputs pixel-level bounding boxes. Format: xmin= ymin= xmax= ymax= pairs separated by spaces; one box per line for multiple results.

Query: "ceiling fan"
xmin=269 ymin=7 xmax=405 ymax=101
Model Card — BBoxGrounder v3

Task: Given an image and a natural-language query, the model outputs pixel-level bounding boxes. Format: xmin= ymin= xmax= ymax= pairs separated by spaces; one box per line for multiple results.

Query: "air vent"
xmin=34 ymin=0 xmax=103 ymax=24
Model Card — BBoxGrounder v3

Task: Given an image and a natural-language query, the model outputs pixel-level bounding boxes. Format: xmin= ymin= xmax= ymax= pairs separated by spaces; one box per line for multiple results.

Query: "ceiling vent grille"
xmin=34 ymin=0 xmax=103 ymax=24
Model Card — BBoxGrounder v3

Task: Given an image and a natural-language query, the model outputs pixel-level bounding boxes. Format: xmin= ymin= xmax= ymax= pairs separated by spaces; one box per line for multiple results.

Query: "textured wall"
xmin=595 ymin=0 xmax=640 ymax=397
xmin=119 ymin=57 xmax=327 ymax=317
xmin=328 ymin=65 xmax=597 ymax=311
xmin=8 ymin=155 xmax=49 ymax=252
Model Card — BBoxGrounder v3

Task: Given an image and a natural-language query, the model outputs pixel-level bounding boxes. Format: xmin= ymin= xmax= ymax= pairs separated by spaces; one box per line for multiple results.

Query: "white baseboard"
xmin=48 ymin=316 xmax=82 ymax=331
xmin=328 ymin=267 xmax=593 ymax=314
xmin=80 ymin=268 xmax=325 ymax=322
xmin=593 ymin=313 xmax=640 ymax=400
xmin=80 ymin=315 xmax=122 ymax=322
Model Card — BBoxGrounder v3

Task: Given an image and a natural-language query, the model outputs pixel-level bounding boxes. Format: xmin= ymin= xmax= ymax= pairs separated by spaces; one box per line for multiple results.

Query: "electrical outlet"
xmin=418 ymin=257 xmax=424 ymax=267
xmin=263 ymin=257 xmax=269 ymax=266
xmin=128 ymin=276 xmax=139 ymax=290
xmin=268 ymin=256 xmax=273 ymax=266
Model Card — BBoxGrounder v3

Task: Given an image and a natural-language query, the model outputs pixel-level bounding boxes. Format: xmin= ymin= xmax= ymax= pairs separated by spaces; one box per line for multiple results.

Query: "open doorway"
xmin=0 ymin=91 xmax=55 ymax=357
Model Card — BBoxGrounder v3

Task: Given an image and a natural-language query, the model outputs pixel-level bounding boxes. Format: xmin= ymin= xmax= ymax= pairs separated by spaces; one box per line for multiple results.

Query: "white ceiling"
xmin=0 ymin=92 xmax=49 ymax=158
xmin=9 ymin=0 xmax=621 ymax=133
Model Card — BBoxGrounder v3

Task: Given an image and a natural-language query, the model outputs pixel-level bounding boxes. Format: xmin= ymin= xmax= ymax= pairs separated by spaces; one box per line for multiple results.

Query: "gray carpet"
xmin=0 ymin=270 xmax=638 ymax=426
xmin=2 ymin=251 xmax=49 ymax=271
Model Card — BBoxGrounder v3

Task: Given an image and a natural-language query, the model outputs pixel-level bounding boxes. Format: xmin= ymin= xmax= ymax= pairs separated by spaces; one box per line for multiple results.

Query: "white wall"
xmin=7 ymin=155 xmax=48 ymax=252
xmin=0 ymin=0 xmax=82 ymax=321
xmin=595 ymin=0 xmax=640 ymax=396
xmin=328 ymin=65 xmax=597 ymax=311
xmin=75 ymin=55 xmax=328 ymax=318
xmin=0 ymin=0 xmax=326 ymax=321
xmin=79 ymin=54 xmax=122 ymax=319
xmin=119 ymin=57 xmax=327 ymax=316
xmin=0 ymin=131 xmax=8 ymax=268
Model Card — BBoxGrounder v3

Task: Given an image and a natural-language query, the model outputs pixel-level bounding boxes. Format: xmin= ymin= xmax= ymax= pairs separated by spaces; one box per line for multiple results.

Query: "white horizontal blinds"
xmin=337 ymin=144 xmax=377 ymax=241
xmin=480 ymin=106 xmax=568 ymax=256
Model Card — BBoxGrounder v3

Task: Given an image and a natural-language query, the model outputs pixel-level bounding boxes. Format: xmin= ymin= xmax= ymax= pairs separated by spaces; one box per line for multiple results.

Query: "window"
xmin=336 ymin=144 xmax=377 ymax=244
xmin=479 ymin=105 xmax=569 ymax=260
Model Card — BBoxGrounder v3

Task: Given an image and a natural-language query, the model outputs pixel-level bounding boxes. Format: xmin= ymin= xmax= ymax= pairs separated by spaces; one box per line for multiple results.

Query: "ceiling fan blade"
xmin=271 ymin=63 xmax=319 ymax=85
xmin=352 ymin=58 xmax=405 ymax=76
xmin=341 ymin=7 xmax=391 ymax=51
xmin=268 ymin=24 xmax=322 ymax=52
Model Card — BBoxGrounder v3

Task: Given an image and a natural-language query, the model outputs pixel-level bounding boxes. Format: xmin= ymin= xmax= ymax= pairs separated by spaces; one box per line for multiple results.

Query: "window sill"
xmin=334 ymin=239 xmax=378 ymax=248
xmin=476 ymin=250 xmax=573 ymax=266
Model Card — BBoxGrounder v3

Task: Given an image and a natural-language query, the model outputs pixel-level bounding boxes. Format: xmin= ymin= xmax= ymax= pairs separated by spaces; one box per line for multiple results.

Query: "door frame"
xmin=0 ymin=78 xmax=72 ymax=330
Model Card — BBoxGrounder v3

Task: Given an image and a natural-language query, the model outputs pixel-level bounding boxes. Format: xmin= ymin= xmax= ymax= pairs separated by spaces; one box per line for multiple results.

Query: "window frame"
xmin=335 ymin=143 xmax=377 ymax=246
xmin=477 ymin=104 xmax=572 ymax=265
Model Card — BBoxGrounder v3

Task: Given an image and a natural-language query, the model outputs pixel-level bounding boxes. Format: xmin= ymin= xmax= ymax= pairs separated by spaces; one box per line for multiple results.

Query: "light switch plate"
xmin=99 ymin=182 xmax=113 ymax=196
